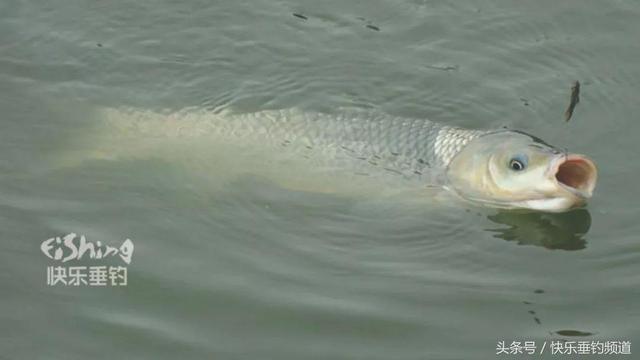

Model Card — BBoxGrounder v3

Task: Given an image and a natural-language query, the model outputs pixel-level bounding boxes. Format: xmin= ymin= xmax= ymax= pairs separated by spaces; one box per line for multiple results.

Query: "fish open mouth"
xmin=553 ymin=154 xmax=597 ymax=198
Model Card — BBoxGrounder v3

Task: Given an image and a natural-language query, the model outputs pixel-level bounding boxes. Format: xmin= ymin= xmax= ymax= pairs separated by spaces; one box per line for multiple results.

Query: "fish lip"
xmin=548 ymin=153 xmax=598 ymax=200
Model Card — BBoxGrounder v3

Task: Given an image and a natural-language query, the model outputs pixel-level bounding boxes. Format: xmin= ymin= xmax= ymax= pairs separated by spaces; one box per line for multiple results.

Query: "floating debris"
xmin=356 ymin=16 xmax=380 ymax=31
xmin=523 ymin=300 xmax=542 ymax=325
xmin=555 ymin=330 xmax=594 ymax=337
xmin=292 ymin=13 xmax=308 ymax=20
xmin=564 ymin=80 xmax=580 ymax=122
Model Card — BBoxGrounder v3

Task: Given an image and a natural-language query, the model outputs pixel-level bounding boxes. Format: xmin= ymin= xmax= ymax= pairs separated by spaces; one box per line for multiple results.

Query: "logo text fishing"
xmin=41 ymin=233 xmax=134 ymax=287
xmin=41 ymin=233 xmax=133 ymax=264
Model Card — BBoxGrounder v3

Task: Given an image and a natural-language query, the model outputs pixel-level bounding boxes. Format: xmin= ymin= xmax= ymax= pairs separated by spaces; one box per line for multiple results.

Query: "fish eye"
xmin=508 ymin=155 xmax=528 ymax=171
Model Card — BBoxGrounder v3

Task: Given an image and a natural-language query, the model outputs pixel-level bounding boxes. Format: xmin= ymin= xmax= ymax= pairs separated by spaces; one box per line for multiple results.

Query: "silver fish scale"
xmin=223 ymin=109 xmax=487 ymax=174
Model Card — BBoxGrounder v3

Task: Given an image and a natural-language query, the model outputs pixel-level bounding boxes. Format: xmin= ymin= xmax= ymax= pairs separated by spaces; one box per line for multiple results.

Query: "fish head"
xmin=446 ymin=130 xmax=597 ymax=212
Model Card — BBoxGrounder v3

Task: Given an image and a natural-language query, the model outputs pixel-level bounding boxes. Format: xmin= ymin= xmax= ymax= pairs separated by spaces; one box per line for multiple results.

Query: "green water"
xmin=1 ymin=0 xmax=639 ymax=359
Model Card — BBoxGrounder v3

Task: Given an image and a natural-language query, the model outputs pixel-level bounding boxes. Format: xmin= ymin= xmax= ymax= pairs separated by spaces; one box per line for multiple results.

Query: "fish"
xmin=446 ymin=129 xmax=596 ymax=212
xmin=93 ymin=108 xmax=597 ymax=212
xmin=564 ymin=81 xmax=580 ymax=121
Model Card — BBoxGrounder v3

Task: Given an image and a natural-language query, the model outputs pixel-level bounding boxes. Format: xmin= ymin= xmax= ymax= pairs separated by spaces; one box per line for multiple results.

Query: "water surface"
xmin=1 ymin=0 xmax=639 ymax=359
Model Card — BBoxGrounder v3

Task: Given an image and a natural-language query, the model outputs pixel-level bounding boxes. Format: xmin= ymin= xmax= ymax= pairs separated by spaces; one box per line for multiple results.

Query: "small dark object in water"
xmin=96 ymin=43 xmax=103 ymax=47
xmin=366 ymin=24 xmax=380 ymax=31
xmin=564 ymin=81 xmax=580 ymax=121
xmin=292 ymin=13 xmax=308 ymax=20
xmin=555 ymin=329 xmax=594 ymax=337
xmin=534 ymin=289 xmax=544 ymax=294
